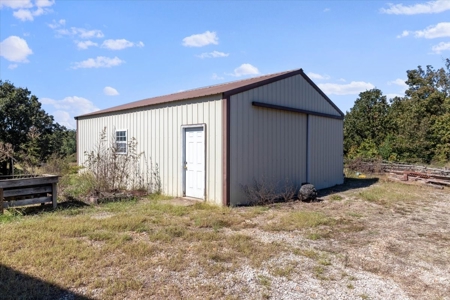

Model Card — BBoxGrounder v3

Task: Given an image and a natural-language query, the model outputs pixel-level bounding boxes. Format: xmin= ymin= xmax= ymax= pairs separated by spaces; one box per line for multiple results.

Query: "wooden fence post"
xmin=52 ymin=182 xmax=57 ymax=209
xmin=0 ymin=188 xmax=4 ymax=215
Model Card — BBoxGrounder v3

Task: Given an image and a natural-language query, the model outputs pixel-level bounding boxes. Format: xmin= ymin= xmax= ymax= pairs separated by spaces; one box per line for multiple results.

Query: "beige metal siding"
xmin=229 ymin=94 xmax=308 ymax=206
xmin=234 ymin=74 xmax=341 ymax=117
xmin=77 ymin=94 xmax=223 ymax=205
xmin=308 ymin=116 xmax=344 ymax=189
xmin=229 ymin=75 xmax=342 ymax=205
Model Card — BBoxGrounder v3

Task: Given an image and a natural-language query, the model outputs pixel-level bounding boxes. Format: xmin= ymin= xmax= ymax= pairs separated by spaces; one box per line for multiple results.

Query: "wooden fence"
xmin=0 ymin=175 xmax=59 ymax=214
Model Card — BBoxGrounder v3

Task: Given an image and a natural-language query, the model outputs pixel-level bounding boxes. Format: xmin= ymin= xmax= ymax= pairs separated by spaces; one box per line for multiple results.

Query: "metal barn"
xmin=76 ymin=69 xmax=344 ymax=206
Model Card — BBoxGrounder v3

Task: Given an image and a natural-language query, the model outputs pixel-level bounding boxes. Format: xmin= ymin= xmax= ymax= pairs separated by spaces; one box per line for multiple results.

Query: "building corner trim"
xmin=222 ymin=95 xmax=230 ymax=206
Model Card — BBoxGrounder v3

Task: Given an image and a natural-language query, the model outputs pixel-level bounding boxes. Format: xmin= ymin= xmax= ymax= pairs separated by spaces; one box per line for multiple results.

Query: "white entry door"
xmin=184 ymin=127 xmax=205 ymax=199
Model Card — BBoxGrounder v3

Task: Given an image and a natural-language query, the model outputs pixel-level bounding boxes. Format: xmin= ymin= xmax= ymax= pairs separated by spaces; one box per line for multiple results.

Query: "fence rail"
xmin=346 ymin=159 xmax=450 ymax=175
xmin=0 ymin=175 xmax=59 ymax=214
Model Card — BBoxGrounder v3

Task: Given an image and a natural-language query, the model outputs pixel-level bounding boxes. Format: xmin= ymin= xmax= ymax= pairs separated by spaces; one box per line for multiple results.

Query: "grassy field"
xmin=1 ymin=176 xmax=449 ymax=299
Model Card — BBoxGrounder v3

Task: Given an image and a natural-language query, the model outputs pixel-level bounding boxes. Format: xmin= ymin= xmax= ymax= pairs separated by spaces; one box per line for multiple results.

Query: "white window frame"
xmin=115 ymin=129 xmax=127 ymax=154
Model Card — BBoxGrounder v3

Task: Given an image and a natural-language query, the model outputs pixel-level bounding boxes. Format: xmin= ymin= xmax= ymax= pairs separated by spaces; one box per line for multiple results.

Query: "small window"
xmin=115 ymin=130 xmax=127 ymax=154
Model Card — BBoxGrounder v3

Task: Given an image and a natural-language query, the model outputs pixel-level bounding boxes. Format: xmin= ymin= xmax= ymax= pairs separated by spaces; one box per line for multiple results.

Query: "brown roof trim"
xmin=223 ymin=69 xmax=344 ymax=117
xmin=298 ymin=70 xmax=345 ymax=117
xmin=222 ymin=95 xmax=230 ymax=206
xmin=75 ymin=68 xmax=344 ymax=119
xmin=252 ymin=102 xmax=344 ymax=120
xmin=223 ymin=69 xmax=304 ymax=98
xmin=75 ymin=70 xmax=295 ymax=119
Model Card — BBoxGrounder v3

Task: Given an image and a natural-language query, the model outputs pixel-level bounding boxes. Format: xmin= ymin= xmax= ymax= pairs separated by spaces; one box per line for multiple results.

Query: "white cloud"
xmin=48 ymin=19 xmax=66 ymax=29
xmin=182 ymin=31 xmax=218 ymax=47
xmin=13 ymin=8 xmax=33 ymax=21
xmin=52 ymin=110 xmax=73 ymax=128
xmin=0 ymin=0 xmax=32 ymax=9
xmin=0 ymin=36 xmax=33 ymax=62
xmin=228 ymin=63 xmax=260 ymax=77
xmin=2 ymin=0 xmax=54 ymax=21
xmin=413 ymin=22 xmax=450 ymax=39
xmin=386 ymin=79 xmax=408 ymax=98
xmin=76 ymin=40 xmax=98 ymax=50
xmin=380 ymin=0 xmax=450 ymax=15
xmin=386 ymin=93 xmax=404 ymax=99
xmin=33 ymin=6 xmax=44 ymax=16
xmin=197 ymin=51 xmax=229 ymax=59
xmin=323 ymin=8 xmax=330 ymax=12
xmin=307 ymin=72 xmax=331 ymax=80
xmin=137 ymin=41 xmax=144 ymax=47
xmin=55 ymin=28 xmax=70 ymax=36
xmin=55 ymin=27 xmax=104 ymax=39
xmin=101 ymin=39 xmax=134 ymax=50
xmin=388 ymin=78 xmax=408 ymax=88
xmin=40 ymin=96 xmax=99 ymax=128
xmin=432 ymin=41 xmax=450 ymax=53
xmin=318 ymin=81 xmax=375 ymax=95
xmin=35 ymin=0 xmax=55 ymax=7
xmin=73 ymin=28 xmax=104 ymax=39
xmin=8 ymin=64 xmax=18 ymax=70
xmin=397 ymin=30 xmax=410 ymax=38
xmin=103 ymin=86 xmax=119 ymax=96
xmin=212 ymin=73 xmax=224 ymax=80
xmin=71 ymin=56 xmax=124 ymax=69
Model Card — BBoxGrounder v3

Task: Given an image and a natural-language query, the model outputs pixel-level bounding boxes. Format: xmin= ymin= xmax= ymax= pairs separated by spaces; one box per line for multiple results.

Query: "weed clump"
xmin=84 ymin=127 xmax=161 ymax=194
xmin=61 ymin=127 xmax=162 ymax=202
xmin=241 ymin=177 xmax=297 ymax=205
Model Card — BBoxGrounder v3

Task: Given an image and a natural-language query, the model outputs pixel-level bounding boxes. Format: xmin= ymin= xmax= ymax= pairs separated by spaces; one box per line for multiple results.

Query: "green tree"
xmin=344 ymin=89 xmax=390 ymax=158
xmin=344 ymin=59 xmax=450 ymax=164
xmin=389 ymin=59 xmax=450 ymax=163
xmin=0 ymin=80 xmax=74 ymax=163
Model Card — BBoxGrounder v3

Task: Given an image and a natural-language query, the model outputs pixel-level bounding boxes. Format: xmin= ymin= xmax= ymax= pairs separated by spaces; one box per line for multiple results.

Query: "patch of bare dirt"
xmin=233 ymin=177 xmax=450 ymax=299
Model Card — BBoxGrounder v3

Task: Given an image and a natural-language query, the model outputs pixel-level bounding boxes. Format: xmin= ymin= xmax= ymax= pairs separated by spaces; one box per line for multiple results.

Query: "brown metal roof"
xmin=75 ymin=68 xmax=343 ymax=119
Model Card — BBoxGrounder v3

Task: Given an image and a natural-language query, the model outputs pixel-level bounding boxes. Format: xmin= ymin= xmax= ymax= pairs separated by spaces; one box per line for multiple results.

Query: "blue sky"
xmin=1 ymin=0 xmax=450 ymax=128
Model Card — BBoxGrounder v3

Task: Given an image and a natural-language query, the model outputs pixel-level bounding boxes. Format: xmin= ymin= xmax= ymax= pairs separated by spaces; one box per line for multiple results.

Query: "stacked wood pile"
xmin=0 ymin=174 xmax=59 ymax=214
xmin=347 ymin=159 xmax=450 ymax=189
xmin=387 ymin=170 xmax=450 ymax=189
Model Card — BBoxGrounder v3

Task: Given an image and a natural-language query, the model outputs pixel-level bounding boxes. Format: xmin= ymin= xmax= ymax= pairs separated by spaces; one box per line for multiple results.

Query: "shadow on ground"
xmin=0 ymin=264 xmax=91 ymax=300
xmin=12 ymin=200 xmax=90 ymax=216
xmin=318 ymin=177 xmax=379 ymax=198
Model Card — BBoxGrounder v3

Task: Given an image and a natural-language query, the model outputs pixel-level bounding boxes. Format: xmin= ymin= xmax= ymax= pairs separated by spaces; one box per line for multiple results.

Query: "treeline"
xmin=0 ymin=80 xmax=76 ymax=174
xmin=344 ymin=59 xmax=450 ymax=164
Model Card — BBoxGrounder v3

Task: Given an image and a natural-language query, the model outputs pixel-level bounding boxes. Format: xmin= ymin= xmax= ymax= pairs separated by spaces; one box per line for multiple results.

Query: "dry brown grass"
xmin=1 ymin=175 xmax=450 ymax=299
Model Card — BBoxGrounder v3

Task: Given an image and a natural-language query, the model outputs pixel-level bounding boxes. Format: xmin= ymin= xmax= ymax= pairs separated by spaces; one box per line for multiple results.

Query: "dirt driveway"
xmin=223 ymin=176 xmax=450 ymax=299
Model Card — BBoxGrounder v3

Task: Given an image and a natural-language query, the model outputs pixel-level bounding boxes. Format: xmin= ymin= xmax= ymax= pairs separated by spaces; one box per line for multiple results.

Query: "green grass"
xmin=0 ymin=209 xmax=23 ymax=224
xmin=0 ymin=196 xmax=285 ymax=298
xmin=264 ymin=211 xmax=332 ymax=231
xmin=356 ymin=181 xmax=423 ymax=207
xmin=329 ymin=195 xmax=343 ymax=201
xmin=257 ymin=275 xmax=271 ymax=288
xmin=271 ymin=262 xmax=296 ymax=277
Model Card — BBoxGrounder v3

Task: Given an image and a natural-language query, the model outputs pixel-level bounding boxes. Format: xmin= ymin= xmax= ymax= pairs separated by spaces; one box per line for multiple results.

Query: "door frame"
xmin=181 ymin=124 xmax=206 ymax=199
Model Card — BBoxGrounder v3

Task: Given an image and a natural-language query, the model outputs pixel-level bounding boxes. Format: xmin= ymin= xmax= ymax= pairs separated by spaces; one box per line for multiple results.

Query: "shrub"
xmin=241 ymin=177 xmax=297 ymax=205
xmin=241 ymin=178 xmax=278 ymax=205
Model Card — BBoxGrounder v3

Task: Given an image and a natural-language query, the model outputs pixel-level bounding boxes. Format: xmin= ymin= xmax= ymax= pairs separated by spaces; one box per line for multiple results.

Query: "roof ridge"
xmin=148 ymin=69 xmax=299 ymax=100
xmin=76 ymin=68 xmax=306 ymax=119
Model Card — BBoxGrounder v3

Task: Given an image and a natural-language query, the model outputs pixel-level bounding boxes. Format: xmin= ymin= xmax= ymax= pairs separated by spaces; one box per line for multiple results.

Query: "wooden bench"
xmin=0 ymin=175 xmax=59 ymax=214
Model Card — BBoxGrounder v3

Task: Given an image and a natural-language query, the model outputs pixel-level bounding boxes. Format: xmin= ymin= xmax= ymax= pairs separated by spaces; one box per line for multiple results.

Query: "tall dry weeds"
xmin=84 ymin=127 xmax=161 ymax=194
